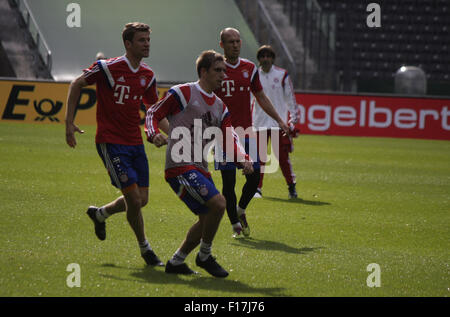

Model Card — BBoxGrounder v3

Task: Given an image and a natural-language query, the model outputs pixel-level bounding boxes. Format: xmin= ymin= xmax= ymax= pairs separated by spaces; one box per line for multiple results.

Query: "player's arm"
xmin=283 ymin=73 xmax=298 ymax=125
xmin=253 ymin=90 xmax=289 ymax=135
xmin=158 ymin=118 xmax=169 ymax=135
xmin=65 ymin=74 xmax=88 ymax=148
xmin=145 ymin=99 xmax=168 ymax=147
xmin=283 ymin=73 xmax=301 ymax=137
xmin=143 ymin=77 xmax=170 ymax=135
xmin=145 ymin=92 xmax=182 ymax=147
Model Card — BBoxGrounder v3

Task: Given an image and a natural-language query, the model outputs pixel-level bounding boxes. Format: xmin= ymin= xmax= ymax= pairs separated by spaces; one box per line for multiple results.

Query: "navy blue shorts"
xmin=214 ymin=136 xmax=260 ymax=171
xmin=166 ymin=169 xmax=220 ymax=215
xmin=96 ymin=143 xmax=149 ymax=191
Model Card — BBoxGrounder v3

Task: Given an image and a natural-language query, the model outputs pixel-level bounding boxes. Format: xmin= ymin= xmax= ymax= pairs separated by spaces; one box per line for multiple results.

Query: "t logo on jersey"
xmin=114 ymin=84 xmax=130 ymax=104
xmin=222 ymin=80 xmax=235 ymax=97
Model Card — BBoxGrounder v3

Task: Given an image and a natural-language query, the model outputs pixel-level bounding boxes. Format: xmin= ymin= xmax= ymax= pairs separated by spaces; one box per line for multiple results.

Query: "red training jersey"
xmin=83 ymin=55 xmax=158 ymax=145
xmin=214 ymin=57 xmax=263 ymax=129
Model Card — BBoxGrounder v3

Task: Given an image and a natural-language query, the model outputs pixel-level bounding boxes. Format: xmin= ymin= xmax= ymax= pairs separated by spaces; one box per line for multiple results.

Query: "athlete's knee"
xmin=127 ymin=197 xmax=141 ymax=214
xmin=140 ymin=192 xmax=149 ymax=207
xmin=124 ymin=190 xmax=142 ymax=215
xmin=215 ymin=195 xmax=226 ymax=213
xmin=209 ymin=194 xmax=226 ymax=215
xmin=222 ymin=185 xmax=235 ymax=197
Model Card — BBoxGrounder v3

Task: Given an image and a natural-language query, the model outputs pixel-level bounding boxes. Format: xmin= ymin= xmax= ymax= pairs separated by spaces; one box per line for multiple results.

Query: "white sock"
xmin=169 ymin=249 xmax=187 ymax=266
xmin=139 ymin=239 xmax=152 ymax=254
xmin=232 ymin=222 xmax=242 ymax=232
xmin=95 ymin=207 xmax=110 ymax=222
xmin=237 ymin=205 xmax=246 ymax=217
xmin=198 ymin=240 xmax=212 ymax=261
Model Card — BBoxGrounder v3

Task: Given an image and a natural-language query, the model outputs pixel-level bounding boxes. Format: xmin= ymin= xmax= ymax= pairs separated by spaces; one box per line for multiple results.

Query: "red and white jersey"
xmin=214 ymin=58 xmax=263 ymax=129
xmin=83 ymin=55 xmax=158 ymax=145
xmin=252 ymin=65 xmax=298 ymax=130
xmin=146 ymin=81 xmax=249 ymax=179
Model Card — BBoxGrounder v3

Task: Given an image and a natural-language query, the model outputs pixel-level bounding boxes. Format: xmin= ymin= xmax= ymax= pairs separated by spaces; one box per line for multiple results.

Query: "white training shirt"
xmin=252 ymin=65 xmax=298 ymax=130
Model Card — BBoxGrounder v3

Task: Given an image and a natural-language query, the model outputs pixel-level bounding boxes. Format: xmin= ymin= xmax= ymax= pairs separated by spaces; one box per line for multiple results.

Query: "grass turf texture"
xmin=0 ymin=122 xmax=448 ymax=297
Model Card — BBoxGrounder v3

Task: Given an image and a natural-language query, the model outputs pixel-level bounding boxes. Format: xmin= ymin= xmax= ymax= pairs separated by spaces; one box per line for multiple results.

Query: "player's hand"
xmin=152 ymin=133 xmax=168 ymax=147
xmin=278 ymin=121 xmax=290 ymax=136
xmin=289 ymin=123 xmax=301 ymax=138
xmin=241 ymin=161 xmax=254 ymax=175
xmin=65 ymin=122 xmax=84 ymax=148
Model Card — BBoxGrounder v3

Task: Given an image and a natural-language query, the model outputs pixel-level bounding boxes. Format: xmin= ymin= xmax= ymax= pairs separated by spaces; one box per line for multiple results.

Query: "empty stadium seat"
xmin=315 ymin=0 xmax=449 ymax=91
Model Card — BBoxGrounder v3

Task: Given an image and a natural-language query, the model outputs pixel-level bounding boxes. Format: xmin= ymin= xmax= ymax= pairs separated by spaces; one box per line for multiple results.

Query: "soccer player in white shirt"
xmin=252 ymin=45 xmax=300 ymax=199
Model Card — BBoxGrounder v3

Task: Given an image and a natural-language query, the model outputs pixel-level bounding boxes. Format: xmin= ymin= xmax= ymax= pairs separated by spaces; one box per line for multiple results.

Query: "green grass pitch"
xmin=0 ymin=122 xmax=448 ymax=297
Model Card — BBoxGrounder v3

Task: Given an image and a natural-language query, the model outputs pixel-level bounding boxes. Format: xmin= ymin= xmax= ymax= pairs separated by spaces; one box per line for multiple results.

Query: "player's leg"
xmin=177 ymin=220 xmax=203 ymax=256
xmin=132 ymin=145 xmax=162 ymax=265
xmin=165 ymin=219 xmax=201 ymax=275
xmin=255 ymin=130 xmax=271 ymax=197
xmin=236 ymin=136 xmax=261 ymax=237
xmin=86 ymin=143 xmax=128 ymax=241
xmin=200 ymin=193 xmax=226 ymax=245
xmin=278 ymin=133 xmax=297 ymax=198
xmin=122 ymin=184 xmax=145 ymax=243
xmin=256 ymin=169 xmax=264 ymax=197
xmin=220 ymin=168 xmax=242 ymax=235
xmin=164 ymin=170 xmax=209 ymax=274
xmin=195 ymin=193 xmax=228 ymax=278
xmin=239 ymin=170 xmax=261 ymax=208
xmin=87 ymin=186 xmax=147 ymax=240
xmin=172 ymin=194 xmax=225 ymax=260
xmin=105 ymin=185 xmax=148 ymax=210
xmin=89 ymin=144 xmax=162 ymax=265
xmin=165 ymin=170 xmax=228 ymax=277
xmin=121 ymin=184 xmax=162 ymax=266
xmin=123 ymin=184 xmax=162 ymax=266
xmin=237 ymin=168 xmax=260 ymax=237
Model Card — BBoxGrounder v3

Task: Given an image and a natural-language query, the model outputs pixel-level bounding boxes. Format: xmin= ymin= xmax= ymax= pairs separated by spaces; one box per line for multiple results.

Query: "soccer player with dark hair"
xmin=65 ymin=22 xmax=165 ymax=266
xmin=215 ymin=28 xmax=289 ymax=237
xmin=254 ymin=45 xmax=300 ymax=199
xmin=145 ymin=50 xmax=253 ymax=277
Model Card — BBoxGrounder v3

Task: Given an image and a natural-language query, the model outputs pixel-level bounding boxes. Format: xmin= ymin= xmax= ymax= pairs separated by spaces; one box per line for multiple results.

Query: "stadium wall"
xmin=1 ymin=78 xmax=449 ymax=141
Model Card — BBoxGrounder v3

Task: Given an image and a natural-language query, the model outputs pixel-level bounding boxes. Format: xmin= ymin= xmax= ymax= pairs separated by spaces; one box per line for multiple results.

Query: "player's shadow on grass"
xmin=231 ymin=238 xmax=323 ymax=255
xmin=99 ymin=264 xmax=286 ymax=296
xmin=264 ymin=196 xmax=331 ymax=206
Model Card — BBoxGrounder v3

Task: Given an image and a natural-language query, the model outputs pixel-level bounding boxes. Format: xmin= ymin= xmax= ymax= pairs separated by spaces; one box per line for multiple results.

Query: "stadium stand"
xmin=2 ymin=0 xmax=260 ymax=84
xmin=236 ymin=0 xmax=337 ymax=91
xmin=0 ymin=0 xmax=51 ymax=79
xmin=316 ymin=0 xmax=450 ymax=95
xmin=236 ymin=0 xmax=449 ymax=95
xmin=2 ymin=0 xmax=448 ymax=96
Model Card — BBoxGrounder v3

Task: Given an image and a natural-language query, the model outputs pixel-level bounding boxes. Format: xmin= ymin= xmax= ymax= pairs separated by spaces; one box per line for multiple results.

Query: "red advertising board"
xmin=294 ymin=93 xmax=450 ymax=140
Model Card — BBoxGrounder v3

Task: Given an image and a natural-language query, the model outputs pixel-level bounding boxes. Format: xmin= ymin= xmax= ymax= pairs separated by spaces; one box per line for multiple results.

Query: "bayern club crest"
xmin=242 ymin=70 xmax=249 ymax=78
xmin=119 ymin=172 xmax=128 ymax=183
xmin=199 ymin=185 xmax=209 ymax=196
xmin=140 ymin=76 xmax=146 ymax=87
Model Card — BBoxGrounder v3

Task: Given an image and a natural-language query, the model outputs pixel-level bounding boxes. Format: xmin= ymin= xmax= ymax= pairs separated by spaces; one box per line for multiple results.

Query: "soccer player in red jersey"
xmin=215 ymin=28 xmax=289 ymax=237
xmin=65 ymin=22 xmax=164 ymax=266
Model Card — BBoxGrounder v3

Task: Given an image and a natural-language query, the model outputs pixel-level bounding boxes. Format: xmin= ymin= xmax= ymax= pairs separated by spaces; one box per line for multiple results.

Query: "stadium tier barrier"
xmin=1 ymin=78 xmax=449 ymax=140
